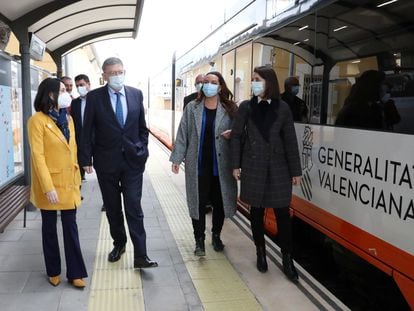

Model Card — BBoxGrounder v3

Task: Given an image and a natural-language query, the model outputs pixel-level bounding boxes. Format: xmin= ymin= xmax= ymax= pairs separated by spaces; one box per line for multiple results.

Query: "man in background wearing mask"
xmin=183 ymin=74 xmax=204 ymax=109
xmin=70 ymin=74 xmax=91 ymax=182
xmin=281 ymin=76 xmax=308 ymax=122
xmin=61 ymin=76 xmax=74 ymax=99
xmin=79 ymin=57 xmax=158 ymax=269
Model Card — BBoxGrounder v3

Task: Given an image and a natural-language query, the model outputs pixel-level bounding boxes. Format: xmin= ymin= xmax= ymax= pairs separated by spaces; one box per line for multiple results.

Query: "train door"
xmin=221 ymin=50 xmax=235 ymax=97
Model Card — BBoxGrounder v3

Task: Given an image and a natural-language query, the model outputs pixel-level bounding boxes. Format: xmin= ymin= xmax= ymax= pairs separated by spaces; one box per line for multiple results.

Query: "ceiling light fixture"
xmin=299 ymin=25 xmax=309 ymax=31
xmin=377 ymin=0 xmax=398 ymax=8
xmin=333 ymin=25 xmax=348 ymax=32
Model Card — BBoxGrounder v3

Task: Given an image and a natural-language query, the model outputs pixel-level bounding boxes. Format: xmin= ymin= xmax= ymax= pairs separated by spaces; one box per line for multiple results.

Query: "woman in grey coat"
xmin=231 ymin=66 xmax=302 ymax=282
xmin=170 ymin=72 xmax=238 ymax=256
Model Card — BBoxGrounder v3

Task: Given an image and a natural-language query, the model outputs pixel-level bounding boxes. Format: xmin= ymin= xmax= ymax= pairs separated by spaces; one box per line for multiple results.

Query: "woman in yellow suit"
xmin=28 ymin=78 xmax=87 ymax=288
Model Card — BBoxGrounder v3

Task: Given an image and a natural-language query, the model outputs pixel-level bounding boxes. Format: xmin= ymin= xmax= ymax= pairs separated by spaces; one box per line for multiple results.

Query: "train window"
xmin=327 ymin=56 xmax=379 ymax=125
xmin=234 ymin=42 xmax=252 ymax=103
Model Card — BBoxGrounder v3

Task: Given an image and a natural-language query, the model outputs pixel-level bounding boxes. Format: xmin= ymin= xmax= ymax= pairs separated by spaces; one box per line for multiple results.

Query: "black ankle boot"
xmin=212 ymin=233 xmax=224 ymax=252
xmin=282 ymin=252 xmax=298 ymax=283
xmin=194 ymin=238 xmax=205 ymax=256
xmin=256 ymin=245 xmax=268 ymax=273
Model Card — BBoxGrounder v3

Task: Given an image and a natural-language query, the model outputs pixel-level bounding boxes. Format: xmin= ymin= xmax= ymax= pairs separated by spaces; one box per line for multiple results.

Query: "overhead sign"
xmin=29 ymin=33 xmax=45 ymax=61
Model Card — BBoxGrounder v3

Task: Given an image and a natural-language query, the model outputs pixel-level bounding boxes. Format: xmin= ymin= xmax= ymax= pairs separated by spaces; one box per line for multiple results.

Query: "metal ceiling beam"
xmin=50 ymin=28 xmax=133 ymax=58
xmin=11 ymin=0 xmax=80 ymax=28
xmin=133 ymin=0 xmax=145 ymax=39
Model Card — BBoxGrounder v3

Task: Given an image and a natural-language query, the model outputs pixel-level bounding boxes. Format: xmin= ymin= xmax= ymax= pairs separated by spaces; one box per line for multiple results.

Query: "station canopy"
xmin=0 ymin=0 xmax=144 ymax=55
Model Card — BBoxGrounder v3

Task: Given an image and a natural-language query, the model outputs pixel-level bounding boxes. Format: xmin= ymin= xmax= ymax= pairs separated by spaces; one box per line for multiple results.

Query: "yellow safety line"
xmin=88 ymin=216 xmax=144 ymax=311
xmin=147 ymin=155 xmax=262 ymax=311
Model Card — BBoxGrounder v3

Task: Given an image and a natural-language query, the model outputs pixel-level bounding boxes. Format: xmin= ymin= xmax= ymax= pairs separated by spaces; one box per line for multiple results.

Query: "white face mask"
xmin=195 ymin=83 xmax=203 ymax=92
xmin=77 ymin=86 xmax=88 ymax=97
xmin=251 ymin=81 xmax=265 ymax=96
xmin=57 ymin=92 xmax=72 ymax=109
xmin=108 ymin=74 xmax=125 ymax=91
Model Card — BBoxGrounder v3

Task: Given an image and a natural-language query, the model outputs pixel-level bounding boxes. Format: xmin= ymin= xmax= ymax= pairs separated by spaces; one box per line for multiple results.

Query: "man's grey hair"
xmin=102 ymin=57 xmax=123 ymax=72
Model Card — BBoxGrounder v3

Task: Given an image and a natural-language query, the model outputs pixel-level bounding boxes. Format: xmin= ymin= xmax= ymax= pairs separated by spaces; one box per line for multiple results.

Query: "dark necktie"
xmin=115 ymin=92 xmax=124 ymax=127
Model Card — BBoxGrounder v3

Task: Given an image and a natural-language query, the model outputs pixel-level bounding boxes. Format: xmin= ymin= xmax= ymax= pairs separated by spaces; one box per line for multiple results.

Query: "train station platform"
xmin=0 ymin=136 xmax=348 ymax=311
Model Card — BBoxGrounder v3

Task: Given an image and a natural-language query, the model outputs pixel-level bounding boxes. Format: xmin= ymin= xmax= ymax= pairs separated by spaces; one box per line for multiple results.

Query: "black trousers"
xmin=41 ymin=209 xmax=87 ymax=279
xmin=96 ymin=159 xmax=147 ymax=258
xmin=192 ymin=174 xmax=225 ymax=240
xmin=250 ymin=206 xmax=293 ymax=253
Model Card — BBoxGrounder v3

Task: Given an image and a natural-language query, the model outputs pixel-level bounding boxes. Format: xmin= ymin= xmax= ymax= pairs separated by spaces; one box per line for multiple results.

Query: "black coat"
xmin=231 ymin=97 xmax=302 ymax=208
xmin=79 ymin=85 xmax=148 ymax=173
xmin=183 ymin=92 xmax=198 ymax=109
xmin=70 ymin=97 xmax=83 ymax=148
xmin=281 ymin=92 xmax=308 ymax=122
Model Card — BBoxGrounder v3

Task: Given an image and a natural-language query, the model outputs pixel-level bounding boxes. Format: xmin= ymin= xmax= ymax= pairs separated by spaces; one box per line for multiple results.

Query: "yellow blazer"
xmin=28 ymin=112 xmax=81 ymax=210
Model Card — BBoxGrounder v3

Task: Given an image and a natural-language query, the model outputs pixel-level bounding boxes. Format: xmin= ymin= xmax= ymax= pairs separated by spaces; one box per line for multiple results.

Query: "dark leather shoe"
xmin=282 ymin=252 xmax=299 ymax=283
xmin=134 ymin=256 xmax=158 ymax=268
xmin=194 ymin=238 xmax=205 ymax=256
xmin=108 ymin=245 xmax=125 ymax=262
xmin=256 ymin=245 xmax=268 ymax=273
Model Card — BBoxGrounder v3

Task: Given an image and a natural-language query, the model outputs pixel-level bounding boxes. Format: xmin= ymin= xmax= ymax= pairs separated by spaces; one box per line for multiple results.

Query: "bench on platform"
xmin=0 ymin=185 xmax=30 ymax=233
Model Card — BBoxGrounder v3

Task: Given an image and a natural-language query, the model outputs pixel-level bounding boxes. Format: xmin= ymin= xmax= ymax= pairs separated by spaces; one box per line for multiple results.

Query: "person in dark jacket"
xmin=281 ymin=76 xmax=308 ymax=122
xmin=335 ymin=70 xmax=386 ymax=129
xmin=231 ymin=66 xmax=302 ymax=282
xmin=183 ymin=74 xmax=205 ymax=109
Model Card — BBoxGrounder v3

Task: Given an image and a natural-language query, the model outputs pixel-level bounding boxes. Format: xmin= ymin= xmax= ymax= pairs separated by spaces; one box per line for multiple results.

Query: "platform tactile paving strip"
xmin=88 ymin=216 xmax=144 ymax=311
xmin=147 ymin=152 xmax=262 ymax=310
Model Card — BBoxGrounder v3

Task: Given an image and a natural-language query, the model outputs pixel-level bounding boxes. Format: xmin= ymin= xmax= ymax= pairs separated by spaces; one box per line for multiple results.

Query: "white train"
xmin=148 ymin=0 xmax=414 ymax=308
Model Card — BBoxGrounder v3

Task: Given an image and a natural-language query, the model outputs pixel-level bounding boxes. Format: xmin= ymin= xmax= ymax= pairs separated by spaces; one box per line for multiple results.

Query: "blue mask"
xmin=251 ymin=81 xmax=265 ymax=96
xmin=108 ymin=74 xmax=125 ymax=91
xmin=290 ymin=85 xmax=300 ymax=95
xmin=203 ymin=83 xmax=219 ymax=97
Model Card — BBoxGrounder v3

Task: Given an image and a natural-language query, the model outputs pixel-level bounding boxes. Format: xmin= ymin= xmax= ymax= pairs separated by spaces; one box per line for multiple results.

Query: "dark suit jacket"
xmin=70 ymin=97 xmax=83 ymax=148
xmin=183 ymin=92 xmax=198 ymax=108
xmin=79 ymin=85 xmax=149 ymax=173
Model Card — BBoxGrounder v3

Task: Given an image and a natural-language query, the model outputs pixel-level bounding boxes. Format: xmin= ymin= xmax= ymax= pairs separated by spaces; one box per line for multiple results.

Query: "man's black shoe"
xmin=108 ymin=246 xmax=125 ymax=262
xmin=134 ymin=256 xmax=158 ymax=269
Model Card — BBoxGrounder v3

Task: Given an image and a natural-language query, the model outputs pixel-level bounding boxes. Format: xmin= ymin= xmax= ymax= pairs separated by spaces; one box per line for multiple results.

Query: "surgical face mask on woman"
xmin=108 ymin=74 xmax=125 ymax=91
xmin=77 ymin=86 xmax=88 ymax=97
xmin=202 ymin=83 xmax=219 ymax=97
xmin=57 ymin=92 xmax=72 ymax=109
xmin=251 ymin=81 xmax=265 ymax=96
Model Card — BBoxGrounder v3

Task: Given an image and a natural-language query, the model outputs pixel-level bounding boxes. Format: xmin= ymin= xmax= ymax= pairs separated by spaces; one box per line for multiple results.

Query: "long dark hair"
xmin=34 ymin=77 xmax=61 ymax=113
xmin=198 ymin=71 xmax=237 ymax=117
xmin=253 ymin=66 xmax=280 ymax=99
xmin=344 ymin=70 xmax=385 ymax=106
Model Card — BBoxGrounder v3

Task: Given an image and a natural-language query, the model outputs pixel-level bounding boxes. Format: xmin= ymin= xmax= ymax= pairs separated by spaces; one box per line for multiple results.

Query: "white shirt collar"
xmin=108 ymin=85 xmax=125 ymax=96
xmin=258 ymin=96 xmax=271 ymax=104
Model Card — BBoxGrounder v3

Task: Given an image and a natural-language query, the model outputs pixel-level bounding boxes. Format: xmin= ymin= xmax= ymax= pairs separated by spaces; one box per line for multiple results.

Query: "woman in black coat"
xmin=231 ymin=66 xmax=302 ymax=282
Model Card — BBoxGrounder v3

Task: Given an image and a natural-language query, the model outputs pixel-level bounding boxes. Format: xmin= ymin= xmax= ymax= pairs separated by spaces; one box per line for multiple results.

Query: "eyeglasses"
xmin=105 ymin=70 xmax=125 ymax=77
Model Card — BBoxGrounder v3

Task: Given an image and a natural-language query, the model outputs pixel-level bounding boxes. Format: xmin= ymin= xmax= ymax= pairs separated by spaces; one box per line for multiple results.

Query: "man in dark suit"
xmin=281 ymin=76 xmax=308 ymax=122
xmin=183 ymin=74 xmax=204 ymax=108
xmin=80 ymin=57 xmax=157 ymax=269
xmin=70 ymin=74 xmax=90 ymax=182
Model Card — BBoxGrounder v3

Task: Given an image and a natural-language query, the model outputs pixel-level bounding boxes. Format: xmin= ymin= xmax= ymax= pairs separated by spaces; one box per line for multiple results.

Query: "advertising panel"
xmin=294 ymin=124 xmax=414 ymax=256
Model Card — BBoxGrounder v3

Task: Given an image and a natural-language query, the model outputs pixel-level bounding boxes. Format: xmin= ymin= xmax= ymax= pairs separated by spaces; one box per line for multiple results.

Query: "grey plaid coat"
xmin=231 ymin=98 xmax=301 ymax=208
xmin=170 ymin=100 xmax=237 ymax=220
